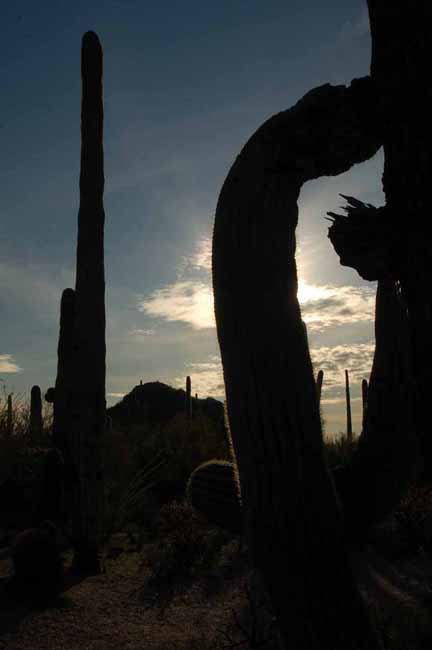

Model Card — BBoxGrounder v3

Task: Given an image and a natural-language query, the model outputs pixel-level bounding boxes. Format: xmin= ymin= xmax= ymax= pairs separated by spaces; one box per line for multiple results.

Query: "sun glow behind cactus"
xmin=297 ymin=280 xmax=328 ymax=304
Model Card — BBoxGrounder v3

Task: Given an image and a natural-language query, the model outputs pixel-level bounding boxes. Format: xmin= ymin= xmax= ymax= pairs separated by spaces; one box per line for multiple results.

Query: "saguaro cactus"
xmin=212 ymin=77 xmax=381 ymax=648
xmin=345 ymin=370 xmax=352 ymax=442
xmin=69 ymin=31 xmax=106 ymax=574
xmin=185 ymin=375 xmax=192 ymax=419
xmin=52 ymin=288 xmax=76 ymax=535
xmin=28 ymin=386 xmax=43 ymax=443
xmin=316 ymin=370 xmax=324 ymax=406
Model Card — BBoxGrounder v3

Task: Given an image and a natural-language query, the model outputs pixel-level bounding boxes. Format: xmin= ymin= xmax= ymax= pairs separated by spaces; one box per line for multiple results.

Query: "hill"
xmin=107 ymin=381 xmax=225 ymax=430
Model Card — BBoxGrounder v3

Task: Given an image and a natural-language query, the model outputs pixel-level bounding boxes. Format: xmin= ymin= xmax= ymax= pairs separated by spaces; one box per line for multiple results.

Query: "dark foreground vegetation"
xmin=1 ymin=394 xmax=432 ymax=649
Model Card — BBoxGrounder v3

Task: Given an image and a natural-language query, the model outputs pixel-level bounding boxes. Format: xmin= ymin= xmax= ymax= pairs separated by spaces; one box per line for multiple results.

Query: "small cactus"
xmin=45 ymin=387 xmax=56 ymax=404
xmin=185 ymin=376 xmax=192 ymax=419
xmin=186 ymin=459 xmax=242 ymax=533
xmin=28 ymin=385 xmax=43 ymax=442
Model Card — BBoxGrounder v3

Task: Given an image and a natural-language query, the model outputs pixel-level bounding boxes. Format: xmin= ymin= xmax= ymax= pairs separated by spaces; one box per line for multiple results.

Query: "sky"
xmin=0 ymin=1 xmax=383 ymax=436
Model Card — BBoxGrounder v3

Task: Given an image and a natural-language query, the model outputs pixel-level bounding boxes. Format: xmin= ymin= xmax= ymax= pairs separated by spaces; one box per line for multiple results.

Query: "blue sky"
xmin=0 ymin=1 xmax=383 ymax=435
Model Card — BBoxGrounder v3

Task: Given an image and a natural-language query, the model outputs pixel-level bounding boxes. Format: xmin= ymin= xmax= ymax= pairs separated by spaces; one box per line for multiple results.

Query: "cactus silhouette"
xmin=52 ymin=288 xmax=76 ymax=534
xmin=28 ymin=385 xmax=43 ymax=442
xmin=69 ymin=31 xmax=106 ymax=575
xmin=186 ymin=460 xmax=242 ymax=533
xmin=185 ymin=375 xmax=192 ymax=419
xmin=45 ymin=387 xmax=55 ymax=404
xmin=212 ymin=76 xmax=381 ymax=648
xmin=345 ymin=370 xmax=352 ymax=442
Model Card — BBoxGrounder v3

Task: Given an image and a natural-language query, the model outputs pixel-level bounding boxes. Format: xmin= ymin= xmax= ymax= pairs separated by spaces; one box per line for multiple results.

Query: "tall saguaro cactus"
xmin=69 ymin=31 xmax=106 ymax=574
xmin=345 ymin=370 xmax=352 ymax=442
xmin=28 ymin=385 xmax=43 ymax=443
xmin=213 ymin=78 xmax=381 ymax=649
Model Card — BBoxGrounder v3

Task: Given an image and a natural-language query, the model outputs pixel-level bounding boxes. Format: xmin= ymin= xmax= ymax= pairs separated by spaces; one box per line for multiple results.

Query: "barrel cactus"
xmin=186 ymin=459 xmax=242 ymax=534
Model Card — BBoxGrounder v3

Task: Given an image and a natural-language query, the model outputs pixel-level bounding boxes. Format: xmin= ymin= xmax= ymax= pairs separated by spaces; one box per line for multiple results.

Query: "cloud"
xmin=139 ymin=276 xmax=375 ymax=335
xmin=0 ymin=354 xmax=22 ymax=373
xmin=174 ymin=355 xmax=225 ymax=399
xmin=138 ymin=280 xmax=215 ymax=330
xmin=128 ymin=328 xmax=156 ymax=337
xmin=310 ymin=342 xmax=375 ymax=394
xmin=301 ymin=284 xmax=375 ymax=332
xmin=175 ymin=236 xmax=212 ymax=280
xmin=108 ymin=392 xmax=126 ymax=398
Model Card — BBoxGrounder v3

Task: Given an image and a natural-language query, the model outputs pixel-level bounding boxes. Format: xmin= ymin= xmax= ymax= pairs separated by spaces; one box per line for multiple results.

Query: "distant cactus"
xmin=345 ymin=369 xmax=352 ymax=442
xmin=361 ymin=378 xmax=368 ymax=433
xmin=185 ymin=376 xmax=192 ymax=419
xmin=186 ymin=459 xmax=242 ymax=533
xmin=28 ymin=386 xmax=43 ymax=442
xmin=316 ymin=370 xmax=324 ymax=405
xmin=52 ymin=288 xmax=76 ymax=534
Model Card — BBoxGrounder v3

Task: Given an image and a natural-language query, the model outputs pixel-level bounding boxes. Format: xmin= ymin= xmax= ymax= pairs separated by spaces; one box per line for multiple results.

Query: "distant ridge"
xmin=107 ymin=380 xmax=225 ymax=429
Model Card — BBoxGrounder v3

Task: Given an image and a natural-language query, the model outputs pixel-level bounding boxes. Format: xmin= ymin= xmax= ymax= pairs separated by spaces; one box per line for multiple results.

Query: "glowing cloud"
xmin=0 ymin=354 xmax=22 ymax=373
xmin=300 ymin=283 xmax=376 ymax=332
xmin=138 ymin=281 xmax=215 ymax=329
xmin=139 ymin=276 xmax=374 ymax=334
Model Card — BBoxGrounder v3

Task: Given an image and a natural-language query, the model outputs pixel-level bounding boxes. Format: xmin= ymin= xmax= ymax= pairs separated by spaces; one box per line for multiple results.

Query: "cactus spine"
xmin=28 ymin=385 xmax=43 ymax=442
xmin=361 ymin=378 xmax=368 ymax=433
xmin=185 ymin=375 xmax=192 ymax=419
xmin=69 ymin=31 xmax=106 ymax=574
xmin=186 ymin=460 xmax=242 ymax=533
xmin=345 ymin=369 xmax=352 ymax=442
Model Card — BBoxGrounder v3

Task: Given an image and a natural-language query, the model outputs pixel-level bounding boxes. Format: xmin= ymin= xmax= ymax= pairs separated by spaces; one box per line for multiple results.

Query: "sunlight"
xmin=297 ymin=280 xmax=331 ymax=305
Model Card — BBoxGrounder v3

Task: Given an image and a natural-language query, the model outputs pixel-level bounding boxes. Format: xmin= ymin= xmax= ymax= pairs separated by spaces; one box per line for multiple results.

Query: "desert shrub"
xmin=103 ymin=412 xmax=230 ymax=539
xmin=324 ymin=432 xmax=357 ymax=469
xmin=393 ymin=484 xmax=432 ymax=552
xmin=141 ymin=500 xmax=232 ymax=606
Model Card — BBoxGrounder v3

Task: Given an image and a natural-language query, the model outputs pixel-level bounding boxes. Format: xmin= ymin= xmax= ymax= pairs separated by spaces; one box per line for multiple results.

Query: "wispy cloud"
xmin=0 ymin=354 xmax=22 ymax=373
xmin=138 ymin=276 xmax=375 ymax=334
xmin=301 ymin=284 xmax=375 ymax=332
xmin=108 ymin=392 xmax=126 ymax=399
xmin=128 ymin=328 xmax=156 ymax=337
xmin=310 ymin=342 xmax=375 ymax=395
xmin=138 ymin=280 xmax=215 ymax=330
